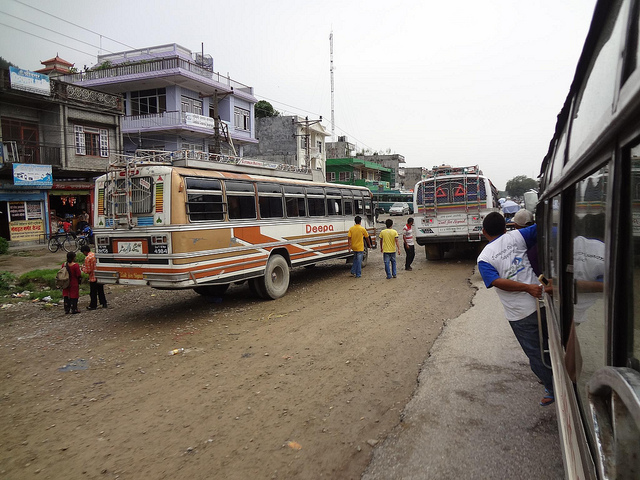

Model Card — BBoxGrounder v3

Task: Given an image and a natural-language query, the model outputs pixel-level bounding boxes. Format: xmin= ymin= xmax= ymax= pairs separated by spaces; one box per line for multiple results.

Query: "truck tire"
xmin=425 ymin=244 xmax=443 ymax=261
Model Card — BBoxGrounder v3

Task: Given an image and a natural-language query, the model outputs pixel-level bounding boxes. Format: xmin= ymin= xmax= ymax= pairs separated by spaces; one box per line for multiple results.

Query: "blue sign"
xmin=9 ymin=67 xmax=51 ymax=96
xmin=13 ymin=164 xmax=53 ymax=187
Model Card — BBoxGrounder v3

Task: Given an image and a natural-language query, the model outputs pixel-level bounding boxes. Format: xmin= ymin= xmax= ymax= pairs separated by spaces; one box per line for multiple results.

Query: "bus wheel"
xmin=262 ymin=254 xmax=290 ymax=299
xmin=361 ymin=246 xmax=369 ymax=268
xmin=249 ymin=278 xmax=267 ymax=299
xmin=194 ymin=284 xmax=230 ymax=296
xmin=425 ymin=244 xmax=442 ymax=261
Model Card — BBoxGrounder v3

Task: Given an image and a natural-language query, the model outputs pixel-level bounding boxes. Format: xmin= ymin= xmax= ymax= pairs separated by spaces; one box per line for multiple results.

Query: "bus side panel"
xmin=172 ymin=228 xmax=232 ymax=253
xmin=171 ymin=170 xmax=187 ymax=225
xmin=545 ymin=300 xmax=598 ymax=479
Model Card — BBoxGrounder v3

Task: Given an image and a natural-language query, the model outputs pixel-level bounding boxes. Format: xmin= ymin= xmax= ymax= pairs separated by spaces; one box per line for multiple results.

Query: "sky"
xmin=0 ymin=0 xmax=598 ymax=190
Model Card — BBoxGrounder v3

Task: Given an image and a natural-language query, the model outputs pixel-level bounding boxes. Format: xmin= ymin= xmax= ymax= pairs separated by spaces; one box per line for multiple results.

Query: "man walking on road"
xmin=402 ymin=217 xmax=415 ymax=271
xmin=477 ymin=212 xmax=554 ymax=406
xmin=379 ymin=218 xmax=401 ymax=279
xmin=81 ymin=244 xmax=108 ymax=310
xmin=347 ymin=215 xmax=371 ymax=278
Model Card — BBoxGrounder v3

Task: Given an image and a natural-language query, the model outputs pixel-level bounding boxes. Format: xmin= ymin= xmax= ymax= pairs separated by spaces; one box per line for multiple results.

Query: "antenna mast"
xmin=330 ymin=31 xmax=335 ymax=142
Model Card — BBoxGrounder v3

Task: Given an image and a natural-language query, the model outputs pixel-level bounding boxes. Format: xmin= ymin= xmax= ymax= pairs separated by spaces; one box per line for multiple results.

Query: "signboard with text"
xmin=9 ymin=67 xmax=51 ymax=96
xmin=9 ymin=220 xmax=44 ymax=241
xmin=13 ymin=164 xmax=53 ymax=187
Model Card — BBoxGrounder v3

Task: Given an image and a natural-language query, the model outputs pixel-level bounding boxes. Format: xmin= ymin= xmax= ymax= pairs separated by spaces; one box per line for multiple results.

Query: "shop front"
xmin=48 ymin=181 xmax=94 ymax=234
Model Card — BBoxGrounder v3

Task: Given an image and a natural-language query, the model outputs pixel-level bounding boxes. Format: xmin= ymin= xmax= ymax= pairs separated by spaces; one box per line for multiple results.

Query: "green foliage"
xmin=255 ymin=100 xmax=279 ymax=118
xmin=505 ymin=175 xmax=538 ymax=199
xmin=92 ymin=60 xmax=112 ymax=71
xmin=19 ymin=269 xmax=59 ymax=290
xmin=0 ymin=56 xmax=18 ymax=70
xmin=0 ymin=271 xmax=17 ymax=294
xmin=0 ymin=237 xmax=8 ymax=255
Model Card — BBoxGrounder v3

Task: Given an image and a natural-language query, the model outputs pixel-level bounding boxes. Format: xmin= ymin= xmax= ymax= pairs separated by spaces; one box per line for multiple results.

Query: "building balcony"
xmin=59 ymin=56 xmax=254 ymax=97
xmin=52 ymin=80 xmax=123 ymax=114
xmin=2 ymin=142 xmax=62 ymax=167
xmin=123 ymin=111 xmax=232 ymax=134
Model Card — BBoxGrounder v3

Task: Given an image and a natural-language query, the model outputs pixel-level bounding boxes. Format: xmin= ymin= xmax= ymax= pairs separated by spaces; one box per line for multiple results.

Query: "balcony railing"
xmin=123 ymin=111 xmax=232 ymax=132
xmin=58 ymin=56 xmax=253 ymax=94
xmin=2 ymin=142 xmax=62 ymax=167
xmin=52 ymin=81 xmax=123 ymax=113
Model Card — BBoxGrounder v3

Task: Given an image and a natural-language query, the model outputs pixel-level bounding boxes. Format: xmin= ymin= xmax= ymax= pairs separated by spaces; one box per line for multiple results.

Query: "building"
xmin=0 ymin=65 xmax=123 ymax=244
xmin=59 ymin=43 xmax=257 ymax=157
xmin=355 ymin=153 xmax=406 ymax=190
xmin=403 ymin=166 xmax=426 ymax=192
xmin=325 ymin=136 xmax=356 ymax=160
xmin=325 ymin=157 xmax=392 ymax=189
xmin=244 ymin=115 xmax=328 ymax=180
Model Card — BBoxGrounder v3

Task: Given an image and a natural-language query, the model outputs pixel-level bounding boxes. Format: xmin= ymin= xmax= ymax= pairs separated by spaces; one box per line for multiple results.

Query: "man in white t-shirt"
xmin=402 ymin=217 xmax=415 ymax=271
xmin=477 ymin=212 xmax=554 ymax=406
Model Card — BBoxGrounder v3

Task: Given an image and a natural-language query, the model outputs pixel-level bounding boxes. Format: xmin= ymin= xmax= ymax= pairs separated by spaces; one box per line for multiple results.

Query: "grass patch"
xmin=1 ymin=268 xmax=90 ymax=304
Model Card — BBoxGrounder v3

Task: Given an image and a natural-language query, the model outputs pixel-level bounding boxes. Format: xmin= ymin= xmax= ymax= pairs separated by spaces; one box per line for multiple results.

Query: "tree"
xmin=505 ymin=175 xmax=538 ymax=199
xmin=0 ymin=57 xmax=18 ymax=70
xmin=255 ymin=100 xmax=279 ymax=118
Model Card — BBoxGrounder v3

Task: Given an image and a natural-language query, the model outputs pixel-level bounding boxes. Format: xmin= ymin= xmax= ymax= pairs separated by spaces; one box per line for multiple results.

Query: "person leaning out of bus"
xmin=347 ymin=215 xmax=371 ymax=278
xmin=379 ymin=218 xmax=401 ymax=279
xmin=402 ymin=217 xmax=415 ymax=271
xmin=81 ymin=244 xmax=108 ymax=310
xmin=62 ymin=251 xmax=82 ymax=314
xmin=477 ymin=212 xmax=554 ymax=406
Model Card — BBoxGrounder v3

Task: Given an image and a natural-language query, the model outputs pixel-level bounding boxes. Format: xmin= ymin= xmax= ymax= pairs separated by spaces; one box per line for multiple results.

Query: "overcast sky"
xmin=1 ymin=0 xmax=597 ymax=190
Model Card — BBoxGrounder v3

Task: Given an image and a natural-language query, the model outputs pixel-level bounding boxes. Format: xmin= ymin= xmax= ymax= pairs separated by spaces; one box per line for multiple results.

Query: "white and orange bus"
xmin=92 ymin=151 xmax=376 ymax=299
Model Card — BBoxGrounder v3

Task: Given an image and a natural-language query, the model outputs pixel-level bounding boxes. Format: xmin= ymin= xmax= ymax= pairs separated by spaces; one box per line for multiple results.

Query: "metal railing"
xmin=2 ymin=142 xmax=62 ymax=166
xmin=58 ymin=56 xmax=253 ymax=94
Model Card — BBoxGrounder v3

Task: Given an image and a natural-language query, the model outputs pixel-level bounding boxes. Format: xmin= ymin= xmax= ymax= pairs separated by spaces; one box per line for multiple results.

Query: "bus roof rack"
xmin=426 ymin=165 xmax=482 ymax=177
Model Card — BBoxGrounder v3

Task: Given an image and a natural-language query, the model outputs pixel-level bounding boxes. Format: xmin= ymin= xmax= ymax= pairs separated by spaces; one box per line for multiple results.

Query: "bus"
xmin=372 ymin=189 xmax=414 ymax=214
xmin=413 ymin=165 xmax=500 ymax=260
xmin=92 ymin=150 xmax=376 ymax=300
xmin=537 ymin=0 xmax=640 ymax=477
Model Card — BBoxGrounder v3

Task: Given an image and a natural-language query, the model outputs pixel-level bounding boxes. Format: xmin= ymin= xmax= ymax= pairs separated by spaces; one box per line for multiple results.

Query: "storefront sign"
xmin=9 ymin=67 xmax=51 ymax=96
xmin=9 ymin=220 xmax=44 ymax=241
xmin=13 ymin=164 xmax=53 ymax=187
xmin=184 ymin=112 xmax=215 ymax=129
xmin=9 ymin=201 xmax=26 ymax=220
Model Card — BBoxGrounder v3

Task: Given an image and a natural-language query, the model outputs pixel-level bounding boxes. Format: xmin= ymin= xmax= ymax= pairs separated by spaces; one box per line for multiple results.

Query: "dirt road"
xmin=0 ymin=249 xmax=475 ymax=480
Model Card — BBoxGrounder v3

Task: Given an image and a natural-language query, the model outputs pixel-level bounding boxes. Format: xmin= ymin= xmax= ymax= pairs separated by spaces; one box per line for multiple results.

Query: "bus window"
xmin=257 ymin=183 xmax=284 ymax=219
xmin=352 ymin=190 xmax=364 ymax=215
xmin=569 ymin=165 xmax=608 ymax=415
xmin=225 ymin=180 xmax=256 ymax=220
xmin=326 ymin=188 xmax=342 ymax=216
xmin=569 ymin=0 xmax=625 ymax=160
xmin=105 ymin=176 xmax=154 ymax=215
xmin=629 ymin=143 xmax=640 ymax=367
xmin=307 ymin=187 xmax=325 ymax=217
xmin=341 ymin=189 xmax=353 ymax=216
xmin=548 ymin=195 xmax=562 ymax=321
xmin=185 ymin=177 xmax=224 ymax=221
xmin=284 ymin=185 xmax=306 ymax=218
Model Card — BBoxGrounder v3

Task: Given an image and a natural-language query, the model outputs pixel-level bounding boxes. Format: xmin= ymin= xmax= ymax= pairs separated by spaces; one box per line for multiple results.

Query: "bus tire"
xmin=194 ymin=284 xmax=230 ymax=296
xmin=249 ymin=277 xmax=267 ymax=299
xmin=261 ymin=254 xmax=290 ymax=300
xmin=425 ymin=244 xmax=442 ymax=261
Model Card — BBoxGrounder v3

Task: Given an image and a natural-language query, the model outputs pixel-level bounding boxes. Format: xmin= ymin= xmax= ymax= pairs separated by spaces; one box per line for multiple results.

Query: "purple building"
xmin=60 ymin=43 xmax=257 ymax=156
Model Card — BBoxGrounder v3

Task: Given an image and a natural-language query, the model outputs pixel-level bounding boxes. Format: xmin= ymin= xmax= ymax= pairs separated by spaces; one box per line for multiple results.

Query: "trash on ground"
xmin=286 ymin=441 xmax=302 ymax=450
xmin=169 ymin=348 xmax=185 ymax=356
xmin=58 ymin=359 xmax=89 ymax=372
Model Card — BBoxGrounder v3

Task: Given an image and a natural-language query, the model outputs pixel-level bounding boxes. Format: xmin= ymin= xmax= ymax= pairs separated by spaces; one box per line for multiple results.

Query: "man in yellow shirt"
xmin=379 ymin=218 xmax=401 ymax=279
xmin=347 ymin=215 xmax=371 ymax=278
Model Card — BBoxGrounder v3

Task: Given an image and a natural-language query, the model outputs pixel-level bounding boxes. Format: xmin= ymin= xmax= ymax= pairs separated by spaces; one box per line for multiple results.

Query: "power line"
xmin=0 ymin=22 xmax=97 ymax=58
xmin=0 ymin=9 xmax=113 ymax=54
xmin=10 ymin=0 xmax=135 ymax=50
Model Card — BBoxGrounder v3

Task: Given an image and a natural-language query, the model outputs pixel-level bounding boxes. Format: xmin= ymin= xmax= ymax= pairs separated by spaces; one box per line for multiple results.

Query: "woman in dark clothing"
xmin=62 ymin=251 xmax=82 ymax=314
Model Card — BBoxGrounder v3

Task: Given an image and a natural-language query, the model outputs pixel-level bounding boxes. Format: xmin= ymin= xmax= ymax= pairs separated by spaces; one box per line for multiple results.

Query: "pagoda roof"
xmin=40 ymin=55 xmax=74 ymax=66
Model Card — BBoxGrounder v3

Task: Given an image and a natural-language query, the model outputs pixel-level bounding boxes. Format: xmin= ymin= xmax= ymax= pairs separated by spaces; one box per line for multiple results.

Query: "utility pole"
xmin=329 ymin=31 xmax=335 ymax=142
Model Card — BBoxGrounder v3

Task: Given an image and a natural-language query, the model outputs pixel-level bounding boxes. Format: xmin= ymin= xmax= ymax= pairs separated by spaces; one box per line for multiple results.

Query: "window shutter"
xmin=74 ymin=125 xmax=85 ymax=155
xmin=99 ymin=129 xmax=109 ymax=157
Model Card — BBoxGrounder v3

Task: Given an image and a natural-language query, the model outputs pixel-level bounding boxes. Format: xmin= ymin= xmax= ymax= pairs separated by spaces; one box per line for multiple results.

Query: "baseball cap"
xmin=512 ymin=209 xmax=534 ymax=227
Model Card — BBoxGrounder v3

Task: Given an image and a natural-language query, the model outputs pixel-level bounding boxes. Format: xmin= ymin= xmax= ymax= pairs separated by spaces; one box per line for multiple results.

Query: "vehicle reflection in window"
xmin=567 ymin=165 xmax=608 ymax=424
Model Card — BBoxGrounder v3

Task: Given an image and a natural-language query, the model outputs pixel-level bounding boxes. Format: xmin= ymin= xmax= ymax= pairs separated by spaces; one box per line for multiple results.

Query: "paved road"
xmin=362 ymin=270 xmax=565 ymax=480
